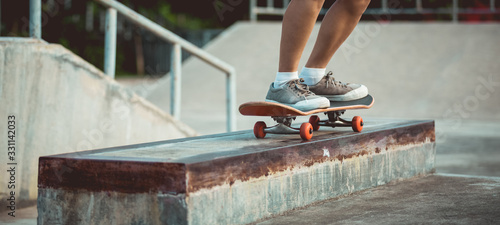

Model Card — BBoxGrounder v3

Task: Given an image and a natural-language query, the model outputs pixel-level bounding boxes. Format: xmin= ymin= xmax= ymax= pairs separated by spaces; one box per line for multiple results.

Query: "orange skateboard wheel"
xmin=254 ymin=121 xmax=267 ymax=138
xmin=352 ymin=116 xmax=363 ymax=132
xmin=309 ymin=115 xmax=320 ymax=131
xmin=300 ymin=123 xmax=313 ymax=141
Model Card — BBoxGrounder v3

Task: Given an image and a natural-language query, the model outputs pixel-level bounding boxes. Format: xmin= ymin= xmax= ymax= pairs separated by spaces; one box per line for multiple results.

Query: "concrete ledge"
xmin=38 ymin=120 xmax=435 ymax=225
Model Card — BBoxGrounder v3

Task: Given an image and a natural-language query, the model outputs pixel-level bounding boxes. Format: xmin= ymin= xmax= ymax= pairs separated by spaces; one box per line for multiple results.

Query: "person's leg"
xmin=306 ymin=0 xmax=370 ymax=69
xmin=274 ymin=0 xmax=325 ymax=88
xmin=267 ymin=0 xmax=330 ymax=111
xmin=299 ymin=0 xmax=371 ymax=101
xmin=300 ymin=0 xmax=371 ymax=85
xmin=279 ymin=0 xmax=325 ymax=72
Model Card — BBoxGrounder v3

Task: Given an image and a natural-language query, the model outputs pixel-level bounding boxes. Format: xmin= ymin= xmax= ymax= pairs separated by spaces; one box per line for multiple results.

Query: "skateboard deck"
xmin=239 ymin=95 xmax=374 ymax=140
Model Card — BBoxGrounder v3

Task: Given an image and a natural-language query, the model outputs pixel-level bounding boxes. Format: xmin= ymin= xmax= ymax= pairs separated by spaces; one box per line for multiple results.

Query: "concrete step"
xmin=37 ymin=119 xmax=435 ymax=225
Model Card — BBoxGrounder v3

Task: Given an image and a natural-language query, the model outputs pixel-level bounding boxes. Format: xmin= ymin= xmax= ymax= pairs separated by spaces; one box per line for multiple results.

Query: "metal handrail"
xmin=250 ymin=0 xmax=499 ymax=23
xmin=28 ymin=0 xmax=237 ymax=132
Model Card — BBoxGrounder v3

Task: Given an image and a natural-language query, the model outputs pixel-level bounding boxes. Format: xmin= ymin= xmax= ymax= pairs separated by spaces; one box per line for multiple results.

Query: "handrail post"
xmin=382 ymin=0 xmax=388 ymax=12
xmin=491 ymin=0 xmax=495 ymax=12
xmin=227 ymin=71 xmax=237 ymax=132
xmin=250 ymin=0 xmax=257 ymax=22
xmin=267 ymin=0 xmax=273 ymax=10
xmin=104 ymin=4 xmax=117 ymax=78
xmin=416 ymin=0 xmax=423 ymax=13
xmin=29 ymin=0 xmax=41 ymax=38
xmin=170 ymin=43 xmax=182 ymax=120
xmin=452 ymin=0 xmax=458 ymax=22
xmin=95 ymin=0 xmax=236 ymax=132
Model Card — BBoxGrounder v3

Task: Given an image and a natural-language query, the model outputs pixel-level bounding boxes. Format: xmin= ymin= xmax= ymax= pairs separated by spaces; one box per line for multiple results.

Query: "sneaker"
xmin=265 ymin=79 xmax=330 ymax=111
xmin=306 ymin=71 xmax=368 ymax=101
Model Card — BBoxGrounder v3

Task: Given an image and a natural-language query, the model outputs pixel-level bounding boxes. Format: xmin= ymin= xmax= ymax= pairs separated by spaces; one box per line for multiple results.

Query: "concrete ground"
xmin=435 ymin=120 xmax=500 ymax=177
xmin=254 ymin=174 xmax=500 ymax=225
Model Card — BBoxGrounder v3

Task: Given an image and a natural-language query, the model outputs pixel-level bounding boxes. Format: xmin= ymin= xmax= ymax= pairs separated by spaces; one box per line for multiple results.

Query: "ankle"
xmin=299 ymin=67 xmax=326 ymax=85
xmin=274 ymin=71 xmax=299 ymax=88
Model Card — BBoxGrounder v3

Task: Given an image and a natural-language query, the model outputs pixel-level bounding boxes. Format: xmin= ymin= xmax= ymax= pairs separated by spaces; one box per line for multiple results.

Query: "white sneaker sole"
xmin=322 ymin=85 xmax=369 ymax=101
xmin=266 ymin=97 xmax=330 ymax=112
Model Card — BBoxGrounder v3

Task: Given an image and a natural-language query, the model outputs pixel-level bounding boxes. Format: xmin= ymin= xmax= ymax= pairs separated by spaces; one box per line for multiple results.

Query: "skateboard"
xmin=239 ymin=95 xmax=374 ymax=140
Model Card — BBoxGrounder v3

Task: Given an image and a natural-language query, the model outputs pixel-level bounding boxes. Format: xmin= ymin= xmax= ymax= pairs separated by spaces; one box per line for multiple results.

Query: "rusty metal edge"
xmin=38 ymin=157 xmax=187 ymax=194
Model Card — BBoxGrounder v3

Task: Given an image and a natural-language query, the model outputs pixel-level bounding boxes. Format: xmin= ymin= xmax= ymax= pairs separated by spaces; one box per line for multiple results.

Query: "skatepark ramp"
xmin=0 ymin=38 xmax=196 ymax=206
xmin=38 ymin=119 xmax=435 ymax=224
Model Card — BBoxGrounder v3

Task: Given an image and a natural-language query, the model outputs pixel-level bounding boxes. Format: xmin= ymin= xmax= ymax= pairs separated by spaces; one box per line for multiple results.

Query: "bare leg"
xmin=305 ymin=0 xmax=371 ymax=68
xmin=279 ymin=0 xmax=325 ymax=72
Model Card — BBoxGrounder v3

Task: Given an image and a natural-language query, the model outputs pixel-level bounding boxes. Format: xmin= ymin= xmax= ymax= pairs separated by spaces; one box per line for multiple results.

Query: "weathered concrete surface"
xmin=37 ymin=120 xmax=435 ymax=225
xmin=133 ymin=22 xmax=500 ymax=135
xmin=435 ymin=120 xmax=500 ymax=177
xmin=254 ymin=174 xmax=500 ymax=225
xmin=0 ymin=38 xmax=197 ymax=207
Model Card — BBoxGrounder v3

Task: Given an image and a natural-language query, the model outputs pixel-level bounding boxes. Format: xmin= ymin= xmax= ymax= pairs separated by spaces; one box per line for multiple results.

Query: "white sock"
xmin=274 ymin=71 xmax=299 ymax=88
xmin=299 ymin=67 xmax=326 ymax=86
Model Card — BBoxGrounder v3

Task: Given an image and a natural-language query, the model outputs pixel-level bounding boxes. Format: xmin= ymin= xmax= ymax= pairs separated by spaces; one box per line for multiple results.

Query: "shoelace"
xmin=285 ymin=78 xmax=314 ymax=98
xmin=325 ymin=71 xmax=348 ymax=89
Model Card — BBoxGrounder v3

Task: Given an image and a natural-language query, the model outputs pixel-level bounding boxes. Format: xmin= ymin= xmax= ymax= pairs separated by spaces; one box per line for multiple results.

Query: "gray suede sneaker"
xmin=306 ymin=71 xmax=368 ymax=101
xmin=265 ymin=79 xmax=329 ymax=111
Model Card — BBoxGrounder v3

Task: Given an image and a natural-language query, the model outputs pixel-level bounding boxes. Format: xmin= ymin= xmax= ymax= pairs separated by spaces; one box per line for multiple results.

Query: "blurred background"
xmin=2 ymin=0 xmax=498 ymax=77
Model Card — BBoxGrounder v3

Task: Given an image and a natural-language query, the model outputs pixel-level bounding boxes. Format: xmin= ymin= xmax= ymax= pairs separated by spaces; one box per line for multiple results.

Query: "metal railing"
xmin=250 ymin=0 xmax=499 ymax=22
xmin=28 ymin=0 xmax=237 ymax=132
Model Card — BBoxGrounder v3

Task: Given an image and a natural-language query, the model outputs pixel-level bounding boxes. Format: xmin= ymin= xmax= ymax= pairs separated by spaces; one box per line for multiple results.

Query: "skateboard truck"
xmin=254 ymin=116 xmax=314 ymax=141
xmin=254 ymin=110 xmax=363 ymax=141
xmin=264 ymin=117 xmax=300 ymax=134
xmin=313 ymin=111 xmax=364 ymax=130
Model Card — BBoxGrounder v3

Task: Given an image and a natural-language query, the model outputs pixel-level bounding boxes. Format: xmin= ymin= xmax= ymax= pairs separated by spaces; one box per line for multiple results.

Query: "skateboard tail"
xmin=239 ymin=103 xmax=302 ymax=117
